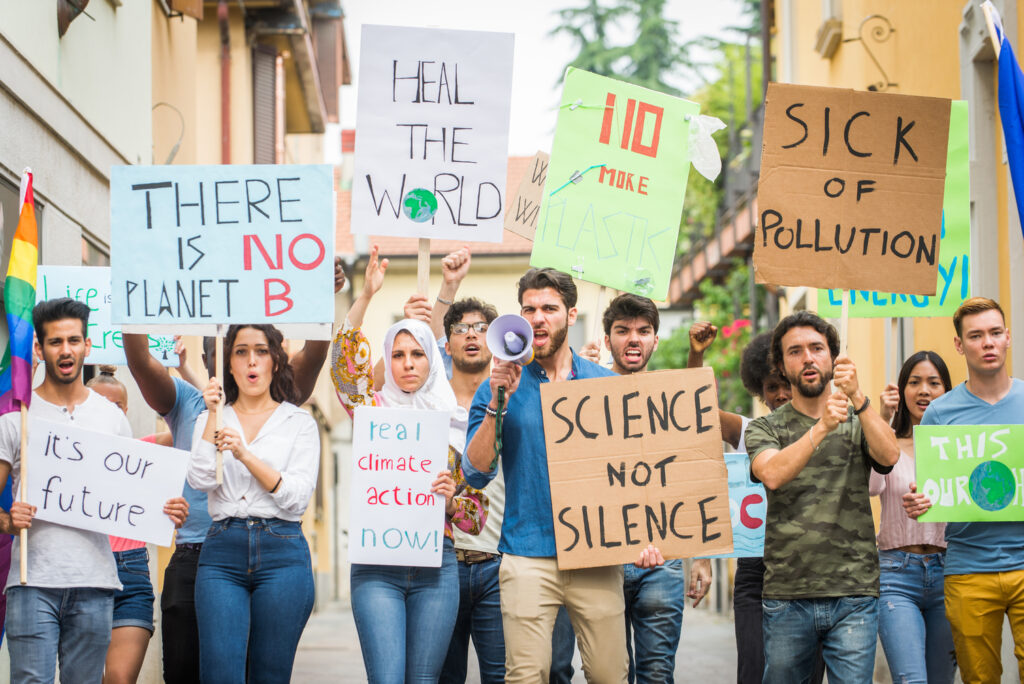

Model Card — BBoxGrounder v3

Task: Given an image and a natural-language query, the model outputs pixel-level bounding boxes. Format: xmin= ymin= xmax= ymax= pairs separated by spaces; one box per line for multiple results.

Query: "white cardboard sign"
xmin=350 ymin=24 xmax=515 ymax=242
xmin=26 ymin=418 xmax=189 ymax=546
xmin=348 ymin=406 xmax=449 ymax=567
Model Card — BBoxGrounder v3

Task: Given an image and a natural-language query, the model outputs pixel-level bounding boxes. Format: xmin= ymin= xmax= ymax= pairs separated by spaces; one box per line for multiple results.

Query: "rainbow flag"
xmin=0 ymin=169 xmax=38 ymax=415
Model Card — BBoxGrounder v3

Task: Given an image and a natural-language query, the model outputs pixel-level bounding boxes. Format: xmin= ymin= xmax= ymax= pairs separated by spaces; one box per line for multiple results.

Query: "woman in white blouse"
xmin=188 ymin=324 xmax=320 ymax=683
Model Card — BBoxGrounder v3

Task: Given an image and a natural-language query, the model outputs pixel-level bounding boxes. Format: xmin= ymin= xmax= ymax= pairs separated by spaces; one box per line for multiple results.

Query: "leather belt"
xmin=455 ymin=549 xmax=498 ymax=564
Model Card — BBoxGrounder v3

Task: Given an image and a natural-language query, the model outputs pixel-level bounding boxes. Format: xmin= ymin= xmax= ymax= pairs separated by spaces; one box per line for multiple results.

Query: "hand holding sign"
xmin=823 ymin=392 xmax=850 ymax=432
xmin=9 ymin=501 xmax=35 ymax=531
xmin=903 ymin=482 xmax=930 ymax=520
xmin=431 ymin=470 xmax=457 ymax=516
xmin=832 ymin=354 xmax=862 ymax=401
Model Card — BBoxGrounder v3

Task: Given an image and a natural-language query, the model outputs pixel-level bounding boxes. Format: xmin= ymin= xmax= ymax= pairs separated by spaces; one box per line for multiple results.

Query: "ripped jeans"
xmin=877 ymin=549 xmax=956 ymax=684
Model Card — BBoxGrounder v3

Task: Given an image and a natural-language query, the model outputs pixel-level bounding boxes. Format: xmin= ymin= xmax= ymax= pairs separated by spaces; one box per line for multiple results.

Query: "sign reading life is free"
xmin=37 ymin=266 xmax=178 ymax=367
xmin=818 ymin=101 xmax=971 ymax=317
xmin=350 ymin=25 xmax=514 ymax=243
xmin=26 ymin=418 xmax=189 ymax=546
xmin=530 ymin=68 xmax=700 ymax=300
xmin=915 ymin=424 xmax=1024 ymax=522
xmin=109 ymin=164 xmax=335 ymax=339
xmin=348 ymin=406 xmax=449 ymax=567
xmin=755 ymin=83 xmax=950 ymax=295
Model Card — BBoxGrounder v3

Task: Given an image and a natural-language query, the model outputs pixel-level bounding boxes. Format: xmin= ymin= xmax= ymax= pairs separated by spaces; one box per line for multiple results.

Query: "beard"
xmin=534 ymin=322 xmax=568 ymax=359
xmin=46 ymin=356 xmax=82 ymax=385
xmin=452 ymin=353 xmax=491 ymax=374
xmin=612 ymin=344 xmax=652 ymax=371
xmin=786 ymin=364 xmax=833 ymax=398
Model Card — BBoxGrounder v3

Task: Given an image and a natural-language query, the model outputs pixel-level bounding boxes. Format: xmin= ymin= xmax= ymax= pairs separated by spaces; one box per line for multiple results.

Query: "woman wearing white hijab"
xmin=332 ymin=246 xmax=487 ymax=683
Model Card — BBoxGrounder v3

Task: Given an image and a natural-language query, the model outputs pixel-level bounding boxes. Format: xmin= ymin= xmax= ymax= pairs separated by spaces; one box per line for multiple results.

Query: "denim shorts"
xmin=113 ymin=547 xmax=155 ymax=632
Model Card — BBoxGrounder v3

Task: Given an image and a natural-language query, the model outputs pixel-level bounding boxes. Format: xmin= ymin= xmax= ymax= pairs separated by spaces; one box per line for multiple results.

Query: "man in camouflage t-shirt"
xmin=744 ymin=311 xmax=899 ymax=683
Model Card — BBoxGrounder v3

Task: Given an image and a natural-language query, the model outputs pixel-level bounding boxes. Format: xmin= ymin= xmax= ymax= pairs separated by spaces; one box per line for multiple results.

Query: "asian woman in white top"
xmin=188 ymin=324 xmax=320 ymax=683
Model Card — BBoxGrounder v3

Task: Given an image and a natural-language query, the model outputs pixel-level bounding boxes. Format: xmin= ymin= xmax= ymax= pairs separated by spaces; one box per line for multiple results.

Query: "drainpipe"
xmin=219 ymin=0 xmax=231 ymax=164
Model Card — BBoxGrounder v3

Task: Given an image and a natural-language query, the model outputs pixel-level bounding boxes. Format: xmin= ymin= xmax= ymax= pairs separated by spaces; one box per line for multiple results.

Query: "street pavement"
xmin=293 ymin=600 xmax=737 ymax=682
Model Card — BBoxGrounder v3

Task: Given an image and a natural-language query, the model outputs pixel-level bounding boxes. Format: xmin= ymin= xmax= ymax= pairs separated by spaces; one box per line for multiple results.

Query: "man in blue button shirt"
xmin=463 ymin=268 xmax=628 ymax=682
xmin=904 ymin=297 xmax=1024 ymax=682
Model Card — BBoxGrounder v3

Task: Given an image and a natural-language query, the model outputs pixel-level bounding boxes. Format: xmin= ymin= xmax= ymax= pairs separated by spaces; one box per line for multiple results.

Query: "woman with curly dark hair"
xmin=188 ymin=324 xmax=319 ymax=683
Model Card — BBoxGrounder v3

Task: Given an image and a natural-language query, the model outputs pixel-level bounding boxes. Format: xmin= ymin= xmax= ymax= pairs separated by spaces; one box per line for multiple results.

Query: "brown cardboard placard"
xmin=541 ymin=368 xmax=733 ymax=569
xmin=754 ymin=83 xmax=951 ymax=295
xmin=503 ymin=150 xmax=549 ymax=240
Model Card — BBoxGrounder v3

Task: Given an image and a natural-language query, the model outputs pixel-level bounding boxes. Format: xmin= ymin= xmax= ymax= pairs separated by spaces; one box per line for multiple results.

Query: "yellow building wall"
xmin=151 ymin=7 xmax=199 ymax=167
xmin=195 ymin=8 xmax=253 ymax=165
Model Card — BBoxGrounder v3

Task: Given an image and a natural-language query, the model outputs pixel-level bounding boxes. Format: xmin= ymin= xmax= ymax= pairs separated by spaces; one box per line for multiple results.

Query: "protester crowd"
xmin=0 ymin=244 xmax=1020 ymax=684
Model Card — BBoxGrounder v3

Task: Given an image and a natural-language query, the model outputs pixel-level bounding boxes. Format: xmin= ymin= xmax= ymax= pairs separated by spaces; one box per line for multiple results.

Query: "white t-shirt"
xmin=454 ymin=463 xmax=504 ymax=555
xmin=0 ymin=390 xmax=130 ymax=591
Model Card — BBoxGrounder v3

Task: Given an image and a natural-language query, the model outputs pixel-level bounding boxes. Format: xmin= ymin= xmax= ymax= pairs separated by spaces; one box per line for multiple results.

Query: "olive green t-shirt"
xmin=745 ymin=402 xmax=891 ymax=599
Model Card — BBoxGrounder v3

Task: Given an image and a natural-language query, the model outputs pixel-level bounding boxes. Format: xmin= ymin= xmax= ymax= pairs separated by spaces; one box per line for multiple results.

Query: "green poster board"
xmin=530 ymin=68 xmax=699 ymax=300
xmin=817 ymin=101 xmax=970 ymax=317
xmin=915 ymin=424 xmax=1024 ymax=522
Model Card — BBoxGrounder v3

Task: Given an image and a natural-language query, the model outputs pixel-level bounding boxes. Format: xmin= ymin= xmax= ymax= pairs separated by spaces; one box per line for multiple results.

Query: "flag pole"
xmin=215 ymin=331 xmax=224 ymax=485
xmin=18 ymin=402 xmax=27 ymax=585
xmin=417 ymin=238 xmax=431 ymax=297
xmin=981 ymin=1 xmax=1002 ymax=57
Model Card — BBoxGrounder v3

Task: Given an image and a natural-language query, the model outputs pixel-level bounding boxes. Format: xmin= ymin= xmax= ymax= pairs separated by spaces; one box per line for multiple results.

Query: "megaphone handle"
xmin=491 ymin=386 xmax=505 ymax=471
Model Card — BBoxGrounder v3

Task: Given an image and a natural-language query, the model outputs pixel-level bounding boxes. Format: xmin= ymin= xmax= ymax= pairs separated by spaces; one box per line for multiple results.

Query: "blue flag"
xmin=994 ymin=8 xmax=1024 ymax=237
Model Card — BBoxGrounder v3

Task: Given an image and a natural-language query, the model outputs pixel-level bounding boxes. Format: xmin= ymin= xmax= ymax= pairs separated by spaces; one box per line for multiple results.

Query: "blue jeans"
xmin=194 ymin=518 xmax=314 ymax=684
xmin=112 ymin=546 xmax=155 ymax=631
xmin=351 ymin=538 xmax=459 ymax=683
xmin=763 ymin=595 xmax=878 ymax=683
xmin=877 ymin=549 xmax=956 ymax=684
xmin=623 ymin=559 xmax=685 ymax=683
xmin=440 ymin=555 xmax=505 ymax=684
xmin=550 ymin=605 xmax=575 ymax=683
xmin=6 ymin=586 xmax=114 ymax=684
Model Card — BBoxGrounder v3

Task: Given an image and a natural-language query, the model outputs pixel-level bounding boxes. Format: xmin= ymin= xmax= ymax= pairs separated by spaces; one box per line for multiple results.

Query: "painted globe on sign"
xmin=402 ymin=188 xmax=438 ymax=223
xmin=969 ymin=460 xmax=1016 ymax=512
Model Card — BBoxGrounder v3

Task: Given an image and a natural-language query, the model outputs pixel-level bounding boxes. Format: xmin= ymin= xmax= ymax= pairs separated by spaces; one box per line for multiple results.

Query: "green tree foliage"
xmin=649 ymin=259 xmax=755 ymax=415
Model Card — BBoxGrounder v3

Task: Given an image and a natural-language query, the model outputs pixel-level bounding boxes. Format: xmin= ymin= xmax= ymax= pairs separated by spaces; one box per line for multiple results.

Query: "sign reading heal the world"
xmin=350 ymin=25 xmax=514 ymax=243
xmin=915 ymin=424 xmax=1024 ymax=522
xmin=708 ymin=453 xmax=766 ymax=558
xmin=755 ymin=83 xmax=950 ymax=295
xmin=348 ymin=406 xmax=449 ymax=567
xmin=541 ymin=368 xmax=733 ymax=569
xmin=818 ymin=101 xmax=971 ymax=317
xmin=26 ymin=418 xmax=189 ymax=546
xmin=109 ymin=164 xmax=335 ymax=338
xmin=530 ymin=68 xmax=699 ymax=300
xmin=37 ymin=266 xmax=178 ymax=367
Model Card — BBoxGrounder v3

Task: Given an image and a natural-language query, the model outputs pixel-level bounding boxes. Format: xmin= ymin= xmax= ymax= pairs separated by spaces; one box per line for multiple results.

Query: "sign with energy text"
xmin=530 ymin=68 xmax=700 ymax=300
xmin=915 ymin=424 xmax=1024 ymax=522
xmin=818 ymin=101 xmax=971 ymax=316
xmin=109 ymin=164 xmax=335 ymax=338
xmin=37 ymin=266 xmax=178 ymax=367
xmin=541 ymin=368 xmax=733 ymax=569
xmin=348 ymin=406 xmax=449 ymax=567
xmin=755 ymin=83 xmax=951 ymax=295
xmin=25 ymin=418 xmax=189 ymax=546
xmin=708 ymin=453 xmax=766 ymax=558
xmin=350 ymin=24 xmax=515 ymax=242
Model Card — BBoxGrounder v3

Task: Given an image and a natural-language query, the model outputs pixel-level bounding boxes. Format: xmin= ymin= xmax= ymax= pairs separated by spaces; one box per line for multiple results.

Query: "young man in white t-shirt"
xmin=0 ymin=298 xmax=187 ymax=683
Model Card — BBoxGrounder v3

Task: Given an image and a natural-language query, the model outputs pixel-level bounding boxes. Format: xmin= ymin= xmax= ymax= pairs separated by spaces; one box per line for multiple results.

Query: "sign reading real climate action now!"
xmin=915 ymin=424 xmax=1024 ymax=522
xmin=109 ymin=164 xmax=335 ymax=338
xmin=755 ymin=83 xmax=951 ymax=295
xmin=541 ymin=368 xmax=733 ymax=569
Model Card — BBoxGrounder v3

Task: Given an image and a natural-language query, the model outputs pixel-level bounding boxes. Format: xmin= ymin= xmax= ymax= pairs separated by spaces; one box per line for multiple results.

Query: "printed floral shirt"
xmin=331 ymin=320 xmax=487 ymax=539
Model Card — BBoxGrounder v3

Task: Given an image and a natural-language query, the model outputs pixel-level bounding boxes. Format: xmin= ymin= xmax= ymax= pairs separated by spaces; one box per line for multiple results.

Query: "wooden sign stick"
xmin=18 ymin=403 xmax=27 ymax=584
xmin=888 ymin=317 xmax=899 ymax=384
xmin=839 ymin=289 xmax=850 ymax=356
xmin=215 ymin=334 xmax=224 ymax=485
xmin=591 ymin=285 xmax=607 ymax=354
xmin=417 ymin=238 xmax=431 ymax=297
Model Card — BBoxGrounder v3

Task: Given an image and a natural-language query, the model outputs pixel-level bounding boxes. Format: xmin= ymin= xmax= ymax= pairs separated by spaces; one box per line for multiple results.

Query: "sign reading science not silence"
xmin=755 ymin=83 xmax=951 ymax=295
xmin=541 ymin=368 xmax=733 ymax=570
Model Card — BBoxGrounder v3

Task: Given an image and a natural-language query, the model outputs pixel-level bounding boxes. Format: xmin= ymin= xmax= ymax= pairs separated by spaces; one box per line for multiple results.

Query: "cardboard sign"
xmin=755 ymin=83 xmax=950 ymax=295
xmin=350 ymin=25 xmax=514 ymax=243
xmin=37 ymin=266 xmax=178 ymax=367
xmin=915 ymin=424 xmax=1024 ymax=522
xmin=541 ymin=368 xmax=733 ymax=569
xmin=348 ymin=406 xmax=449 ymax=567
xmin=504 ymin=151 xmax=549 ymax=240
xmin=25 ymin=418 xmax=188 ymax=546
xmin=818 ymin=101 xmax=971 ymax=316
xmin=109 ymin=164 xmax=335 ymax=339
xmin=708 ymin=453 xmax=766 ymax=558
xmin=530 ymin=68 xmax=700 ymax=300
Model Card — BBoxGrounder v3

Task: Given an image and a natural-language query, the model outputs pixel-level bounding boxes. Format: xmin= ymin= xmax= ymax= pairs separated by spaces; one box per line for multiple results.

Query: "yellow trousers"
xmin=945 ymin=570 xmax=1024 ymax=683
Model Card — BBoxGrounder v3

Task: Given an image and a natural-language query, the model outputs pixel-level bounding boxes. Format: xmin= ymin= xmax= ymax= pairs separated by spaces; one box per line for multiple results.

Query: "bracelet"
xmin=853 ymin=396 xmax=871 ymax=416
xmin=436 ymin=295 xmax=454 ymax=306
xmin=269 ymin=475 xmax=283 ymax=494
xmin=806 ymin=428 xmax=816 ymax=451
xmin=484 ymin=405 xmax=508 ymax=418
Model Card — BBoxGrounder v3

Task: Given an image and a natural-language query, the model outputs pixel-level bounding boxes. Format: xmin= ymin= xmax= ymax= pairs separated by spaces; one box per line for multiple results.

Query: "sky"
xmin=339 ymin=0 xmax=748 ymax=156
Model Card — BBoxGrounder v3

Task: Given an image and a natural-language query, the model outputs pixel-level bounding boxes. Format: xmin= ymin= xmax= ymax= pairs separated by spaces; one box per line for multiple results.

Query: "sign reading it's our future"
xmin=755 ymin=83 xmax=951 ymax=295
xmin=541 ymin=368 xmax=733 ymax=569
xmin=109 ymin=164 xmax=335 ymax=339
xmin=915 ymin=424 xmax=1024 ymax=522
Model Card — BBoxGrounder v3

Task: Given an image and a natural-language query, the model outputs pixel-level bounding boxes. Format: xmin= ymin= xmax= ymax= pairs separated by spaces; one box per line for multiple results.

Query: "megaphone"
xmin=486 ymin=314 xmax=535 ymax=365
